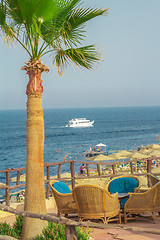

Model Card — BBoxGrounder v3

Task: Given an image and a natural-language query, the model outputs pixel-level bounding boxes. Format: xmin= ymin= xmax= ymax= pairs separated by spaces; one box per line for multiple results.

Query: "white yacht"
xmin=65 ymin=118 xmax=94 ymax=128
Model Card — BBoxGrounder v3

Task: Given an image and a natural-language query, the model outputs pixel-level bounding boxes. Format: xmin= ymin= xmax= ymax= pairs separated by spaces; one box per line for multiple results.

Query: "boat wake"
xmin=50 ymin=126 xmax=66 ymax=129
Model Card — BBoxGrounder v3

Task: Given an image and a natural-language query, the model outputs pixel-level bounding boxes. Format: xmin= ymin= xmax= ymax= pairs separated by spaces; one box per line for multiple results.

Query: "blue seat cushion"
xmin=154 ymin=175 xmax=159 ymax=179
xmin=53 ymin=181 xmax=72 ymax=194
xmin=120 ymin=198 xmax=129 ymax=209
xmin=109 ymin=177 xmax=138 ymax=194
xmin=109 ymin=177 xmax=138 ymax=209
xmin=153 ymin=175 xmax=160 ymax=186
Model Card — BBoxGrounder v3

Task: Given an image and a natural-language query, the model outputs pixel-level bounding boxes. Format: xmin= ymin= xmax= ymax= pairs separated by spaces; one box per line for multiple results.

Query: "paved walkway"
xmin=90 ymin=220 xmax=160 ymax=240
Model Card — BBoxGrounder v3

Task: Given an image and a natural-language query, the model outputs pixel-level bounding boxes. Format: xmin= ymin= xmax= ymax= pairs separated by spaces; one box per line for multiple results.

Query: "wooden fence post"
xmin=97 ymin=164 xmax=101 ymax=176
xmin=46 ymin=166 xmax=50 ymax=199
xmin=16 ymin=171 xmax=21 ymax=185
xmin=112 ymin=165 xmax=115 ymax=175
xmin=147 ymin=159 xmax=152 ymax=187
xmin=65 ymin=224 xmax=78 ymax=240
xmin=58 ymin=164 xmax=61 ymax=178
xmin=86 ymin=164 xmax=90 ymax=176
xmin=70 ymin=161 xmax=75 ymax=190
xmin=6 ymin=169 xmax=11 ymax=206
xmin=130 ymin=162 xmax=133 ymax=174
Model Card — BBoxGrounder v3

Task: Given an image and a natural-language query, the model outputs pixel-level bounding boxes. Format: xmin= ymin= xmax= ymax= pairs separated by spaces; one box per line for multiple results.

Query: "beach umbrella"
xmin=87 ymin=150 xmax=133 ymax=161
xmin=143 ymin=150 xmax=160 ymax=158
xmin=0 ymin=182 xmax=5 ymax=186
xmin=129 ymin=152 xmax=149 ymax=159
xmin=142 ymin=144 xmax=160 ymax=150
xmin=11 ymin=174 xmax=26 ymax=182
xmin=50 ymin=172 xmax=71 ymax=179
xmin=96 ymin=143 xmax=106 ymax=147
xmin=11 ymin=174 xmax=48 ymax=182
xmin=117 ymin=150 xmax=133 ymax=155
xmin=138 ymin=149 xmax=152 ymax=155
xmin=87 ymin=154 xmax=114 ymax=161
xmin=149 ymin=150 xmax=160 ymax=157
xmin=150 ymin=144 xmax=160 ymax=149
xmin=11 ymin=172 xmax=72 ymax=182
xmin=138 ymin=148 xmax=160 ymax=156
xmin=87 ymin=156 xmax=96 ymax=161
xmin=108 ymin=150 xmax=132 ymax=159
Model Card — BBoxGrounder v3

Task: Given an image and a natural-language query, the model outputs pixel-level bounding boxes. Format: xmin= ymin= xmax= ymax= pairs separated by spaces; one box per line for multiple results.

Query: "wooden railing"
xmin=0 ymin=157 xmax=160 ymax=206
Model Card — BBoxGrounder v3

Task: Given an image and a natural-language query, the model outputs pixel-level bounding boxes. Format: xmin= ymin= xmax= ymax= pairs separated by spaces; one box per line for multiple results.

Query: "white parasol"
xmin=96 ymin=143 xmax=107 ymax=147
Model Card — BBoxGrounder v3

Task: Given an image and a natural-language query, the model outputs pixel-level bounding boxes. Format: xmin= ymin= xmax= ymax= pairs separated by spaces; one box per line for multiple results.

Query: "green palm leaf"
xmin=54 ymin=45 xmax=101 ymax=76
xmin=61 ymin=7 xmax=108 ymax=47
xmin=40 ymin=2 xmax=108 ymax=48
xmin=0 ymin=0 xmax=107 ymax=73
xmin=39 ymin=0 xmax=80 ymax=44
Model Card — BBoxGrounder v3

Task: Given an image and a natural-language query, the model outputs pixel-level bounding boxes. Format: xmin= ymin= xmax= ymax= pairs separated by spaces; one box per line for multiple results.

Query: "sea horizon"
xmin=1 ymin=105 xmax=160 ymax=111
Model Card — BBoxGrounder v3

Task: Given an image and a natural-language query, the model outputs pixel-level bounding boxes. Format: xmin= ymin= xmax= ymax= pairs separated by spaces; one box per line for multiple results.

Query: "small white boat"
xmin=65 ymin=118 xmax=94 ymax=128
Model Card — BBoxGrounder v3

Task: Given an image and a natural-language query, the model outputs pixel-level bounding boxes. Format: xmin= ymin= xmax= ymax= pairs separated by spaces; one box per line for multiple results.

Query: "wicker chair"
xmin=124 ymin=182 xmax=160 ymax=224
xmin=106 ymin=175 xmax=140 ymax=209
xmin=73 ymin=185 xmax=121 ymax=224
xmin=50 ymin=180 xmax=77 ymax=217
xmin=148 ymin=173 xmax=159 ymax=186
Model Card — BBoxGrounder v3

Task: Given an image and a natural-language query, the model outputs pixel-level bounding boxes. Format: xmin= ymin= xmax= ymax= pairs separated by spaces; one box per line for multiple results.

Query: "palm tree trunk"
xmin=21 ymin=60 xmax=49 ymax=239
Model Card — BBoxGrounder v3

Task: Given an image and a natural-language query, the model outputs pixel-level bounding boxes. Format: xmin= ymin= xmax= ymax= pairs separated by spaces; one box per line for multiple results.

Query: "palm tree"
xmin=0 ymin=0 xmax=108 ymax=238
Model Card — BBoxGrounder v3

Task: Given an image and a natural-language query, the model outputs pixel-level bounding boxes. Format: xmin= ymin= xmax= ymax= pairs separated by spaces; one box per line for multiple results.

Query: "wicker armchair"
xmin=124 ymin=182 xmax=160 ymax=224
xmin=148 ymin=173 xmax=159 ymax=186
xmin=50 ymin=180 xmax=77 ymax=217
xmin=73 ymin=185 xmax=121 ymax=224
xmin=106 ymin=175 xmax=140 ymax=209
xmin=107 ymin=175 xmax=140 ymax=192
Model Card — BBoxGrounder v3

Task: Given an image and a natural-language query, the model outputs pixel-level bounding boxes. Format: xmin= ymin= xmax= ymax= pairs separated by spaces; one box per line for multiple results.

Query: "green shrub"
xmin=76 ymin=226 xmax=91 ymax=240
xmin=0 ymin=221 xmax=18 ymax=238
xmin=32 ymin=222 xmax=91 ymax=240
xmin=13 ymin=215 xmax=23 ymax=237
xmin=32 ymin=222 xmax=65 ymax=240
xmin=0 ymin=216 xmax=91 ymax=240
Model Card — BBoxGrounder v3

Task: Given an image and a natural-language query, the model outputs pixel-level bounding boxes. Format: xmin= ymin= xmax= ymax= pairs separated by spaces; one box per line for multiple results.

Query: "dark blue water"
xmin=0 ymin=106 xmax=160 ymax=184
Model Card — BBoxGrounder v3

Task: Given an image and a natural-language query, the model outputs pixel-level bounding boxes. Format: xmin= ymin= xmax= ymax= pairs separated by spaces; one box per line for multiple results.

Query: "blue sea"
xmin=0 ymin=106 xmax=160 ymax=185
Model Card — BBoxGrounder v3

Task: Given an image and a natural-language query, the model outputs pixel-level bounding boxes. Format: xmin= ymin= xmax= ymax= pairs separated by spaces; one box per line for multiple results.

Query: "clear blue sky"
xmin=0 ymin=0 xmax=160 ymax=110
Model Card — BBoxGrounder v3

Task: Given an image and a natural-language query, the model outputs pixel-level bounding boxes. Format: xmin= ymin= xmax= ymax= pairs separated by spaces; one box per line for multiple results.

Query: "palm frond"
xmin=61 ymin=7 xmax=108 ymax=47
xmin=0 ymin=0 xmax=5 ymax=26
xmin=54 ymin=45 xmax=101 ymax=76
xmin=0 ymin=0 xmax=106 ymax=68
xmin=40 ymin=2 xmax=108 ymax=50
xmin=0 ymin=1 xmax=12 ymax=42
xmin=39 ymin=0 xmax=80 ymax=45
